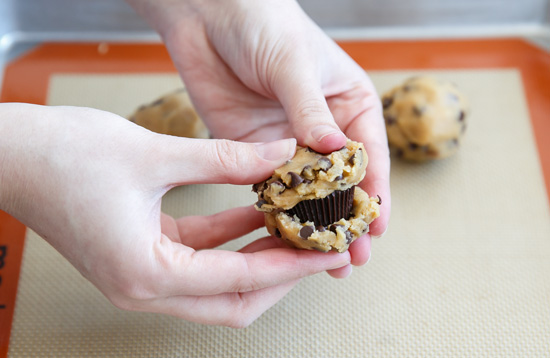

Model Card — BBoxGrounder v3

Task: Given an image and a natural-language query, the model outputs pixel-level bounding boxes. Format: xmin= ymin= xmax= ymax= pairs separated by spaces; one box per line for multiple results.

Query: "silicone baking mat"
xmin=1 ymin=39 xmax=550 ymax=357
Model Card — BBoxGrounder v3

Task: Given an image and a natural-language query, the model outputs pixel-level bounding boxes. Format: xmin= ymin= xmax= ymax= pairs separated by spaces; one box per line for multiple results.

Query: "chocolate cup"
xmin=286 ymin=187 xmax=355 ymax=227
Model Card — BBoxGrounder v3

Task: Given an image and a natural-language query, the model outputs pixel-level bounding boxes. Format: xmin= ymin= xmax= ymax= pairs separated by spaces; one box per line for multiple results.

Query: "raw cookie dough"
xmin=128 ymin=88 xmax=209 ymax=139
xmin=254 ymin=140 xmax=380 ymax=253
xmin=382 ymin=76 xmax=469 ymax=161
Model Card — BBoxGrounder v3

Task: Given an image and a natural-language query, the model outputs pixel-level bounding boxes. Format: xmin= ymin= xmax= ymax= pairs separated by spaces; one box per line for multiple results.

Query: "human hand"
xmin=128 ymin=0 xmax=391 ymax=275
xmin=0 ymin=103 xmax=352 ymax=327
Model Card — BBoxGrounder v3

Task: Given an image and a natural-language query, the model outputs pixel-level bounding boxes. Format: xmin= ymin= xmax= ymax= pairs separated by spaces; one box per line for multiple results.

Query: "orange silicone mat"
xmin=1 ymin=39 xmax=550 ymax=357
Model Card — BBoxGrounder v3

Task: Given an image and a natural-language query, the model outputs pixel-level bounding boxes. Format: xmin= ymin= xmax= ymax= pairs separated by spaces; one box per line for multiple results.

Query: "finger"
xmin=150 ymin=235 xmax=350 ymax=296
xmin=342 ymin=82 xmax=391 ymax=238
xmin=130 ymin=279 xmax=299 ymax=328
xmin=326 ymin=264 xmax=353 ymax=279
xmin=326 ymin=234 xmax=372 ymax=278
xmin=347 ymin=234 xmax=372 ymax=266
xmin=160 ymin=212 xmax=183 ymax=243
xmin=171 ymin=206 xmax=265 ymax=249
xmin=238 ymin=235 xmax=286 ymax=253
xmin=151 ymin=137 xmax=296 ymax=187
xmin=243 ymin=235 xmax=361 ymax=279
xmin=271 ymin=57 xmax=347 ymax=153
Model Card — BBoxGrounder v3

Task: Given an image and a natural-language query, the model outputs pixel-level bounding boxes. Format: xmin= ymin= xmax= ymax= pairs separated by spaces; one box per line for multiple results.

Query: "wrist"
xmin=0 ymin=103 xmax=32 ymax=214
xmin=0 ymin=103 xmax=60 ymax=221
xmin=125 ymin=0 xmax=211 ymax=38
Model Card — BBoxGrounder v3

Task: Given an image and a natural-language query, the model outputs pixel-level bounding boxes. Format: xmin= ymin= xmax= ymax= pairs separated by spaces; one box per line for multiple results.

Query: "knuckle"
xmin=294 ymin=98 xmax=329 ymax=123
xmin=220 ymin=295 xmax=257 ymax=329
xmin=232 ymin=255 xmax=261 ymax=293
xmin=225 ymin=316 xmax=254 ymax=329
xmin=107 ymin=293 xmax=136 ymax=312
xmin=102 ymin=268 xmax=157 ymax=311
xmin=212 ymin=140 xmax=247 ymax=176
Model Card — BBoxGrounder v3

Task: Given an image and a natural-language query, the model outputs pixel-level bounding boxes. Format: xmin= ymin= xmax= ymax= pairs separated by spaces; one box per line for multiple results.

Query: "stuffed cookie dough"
xmin=254 ymin=140 xmax=380 ymax=253
xmin=382 ymin=76 xmax=469 ymax=161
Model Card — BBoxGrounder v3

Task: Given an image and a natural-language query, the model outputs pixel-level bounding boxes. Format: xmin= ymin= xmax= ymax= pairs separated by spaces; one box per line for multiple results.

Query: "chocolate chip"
xmin=458 ymin=110 xmax=465 ymax=121
xmin=409 ymin=143 xmax=419 ymax=151
xmin=255 ymin=199 xmax=267 ymax=208
xmin=397 ymin=149 xmax=404 ymax=158
xmin=252 ymin=181 xmax=265 ymax=193
xmin=270 ymin=180 xmax=286 ymax=194
xmin=289 ymin=172 xmax=304 ymax=188
xmin=384 ymin=114 xmax=396 ymax=126
xmin=413 ymin=106 xmax=425 ymax=117
xmin=317 ymin=226 xmax=326 ymax=232
xmin=301 ymin=165 xmax=314 ymax=179
xmin=333 ymin=174 xmax=344 ymax=182
xmin=299 ymin=225 xmax=314 ymax=239
xmin=349 ymin=149 xmax=363 ymax=165
xmin=329 ymin=224 xmax=344 ymax=233
xmin=306 ymin=147 xmax=322 ymax=154
xmin=318 ymin=157 xmax=332 ymax=171
xmin=382 ymin=96 xmax=393 ymax=109
xmin=345 ymin=230 xmax=353 ymax=244
xmin=377 ymin=195 xmax=382 ymax=205
xmin=152 ymin=98 xmax=164 ymax=106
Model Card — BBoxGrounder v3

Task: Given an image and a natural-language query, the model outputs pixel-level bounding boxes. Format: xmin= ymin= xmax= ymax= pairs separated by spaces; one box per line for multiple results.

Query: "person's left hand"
xmin=0 ymin=103 xmax=352 ymax=327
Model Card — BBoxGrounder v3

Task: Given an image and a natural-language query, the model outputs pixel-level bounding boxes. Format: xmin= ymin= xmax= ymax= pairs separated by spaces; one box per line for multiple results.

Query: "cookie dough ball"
xmin=382 ymin=76 xmax=469 ymax=161
xmin=254 ymin=140 xmax=380 ymax=253
xmin=129 ymin=88 xmax=209 ymax=139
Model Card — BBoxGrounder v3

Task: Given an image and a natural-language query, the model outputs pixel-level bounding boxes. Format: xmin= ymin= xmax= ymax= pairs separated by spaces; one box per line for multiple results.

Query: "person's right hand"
xmin=127 ymin=0 xmax=391 ymax=277
xmin=0 ymin=103 xmax=351 ymax=327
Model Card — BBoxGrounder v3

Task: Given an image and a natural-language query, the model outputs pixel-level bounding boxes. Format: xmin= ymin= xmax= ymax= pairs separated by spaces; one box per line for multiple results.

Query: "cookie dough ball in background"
xmin=382 ymin=76 xmax=469 ymax=161
xmin=128 ymin=88 xmax=209 ymax=139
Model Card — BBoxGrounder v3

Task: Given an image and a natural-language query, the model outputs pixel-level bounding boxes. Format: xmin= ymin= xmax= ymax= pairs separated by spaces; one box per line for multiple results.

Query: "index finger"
xmin=147 ymin=235 xmax=351 ymax=297
xmin=345 ymin=86 xmax=391 ymax=237
xmin=327 ymin=74 xmax=391 ymax=237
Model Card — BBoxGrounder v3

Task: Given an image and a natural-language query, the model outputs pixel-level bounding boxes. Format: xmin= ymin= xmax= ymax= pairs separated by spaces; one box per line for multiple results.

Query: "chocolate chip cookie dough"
xmin=382 ymin=76 xmax=469 ymax=161
xmin=254 ymin=140 xmax=380 ymax=253
xmin=128 ymin=88 xmax=209 ymax=139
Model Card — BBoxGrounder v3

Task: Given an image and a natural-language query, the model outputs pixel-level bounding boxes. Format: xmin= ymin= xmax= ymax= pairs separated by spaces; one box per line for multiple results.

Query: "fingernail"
xmin=371 ymin=227 xmax=388 ymax=239
xmin=255 ymin=138 xmax=296 ymax=162
xmin=366 ymin=252 xmax=372 ymax=264
xmin=311 ymin=125 xmax=345 ymax=143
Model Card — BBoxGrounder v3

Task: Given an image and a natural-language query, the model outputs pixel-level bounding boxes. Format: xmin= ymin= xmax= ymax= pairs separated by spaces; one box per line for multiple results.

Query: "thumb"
xmin=153 ymin=137 xmax=296 ymax=186
xmin=271 ymin=60 xmax=347 ymax=153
